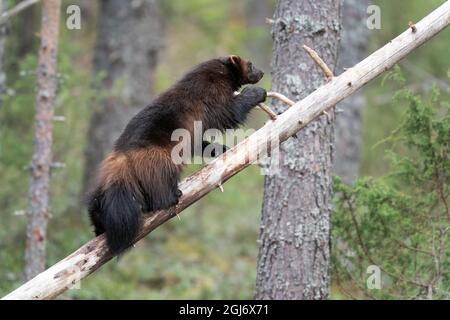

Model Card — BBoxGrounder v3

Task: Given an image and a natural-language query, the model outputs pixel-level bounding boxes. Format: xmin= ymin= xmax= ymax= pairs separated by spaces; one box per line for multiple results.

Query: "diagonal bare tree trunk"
xmin=255 ymin=0 xmax=341 ymax=300
xmin=334 ymin=0 xmax=370 ymax=183
xmin=82 ymin=0 xmax=163 ymax=194
xmin=25 ymin=0 xmax=61 ymax=281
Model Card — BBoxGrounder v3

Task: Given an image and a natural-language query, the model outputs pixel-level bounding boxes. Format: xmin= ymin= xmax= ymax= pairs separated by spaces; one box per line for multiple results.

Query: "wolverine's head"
xmin=224 ymin=55 xmax=264 ymax=85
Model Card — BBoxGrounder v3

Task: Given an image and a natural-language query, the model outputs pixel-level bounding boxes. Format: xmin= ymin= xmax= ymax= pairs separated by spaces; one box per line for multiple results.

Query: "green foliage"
xmin=332 ymin=68 xmax=450 ymax=299
xmin=162 ymin=0 xmax=229 ymax=38
xmin=361 ymin=0 xmax=450 ymax=176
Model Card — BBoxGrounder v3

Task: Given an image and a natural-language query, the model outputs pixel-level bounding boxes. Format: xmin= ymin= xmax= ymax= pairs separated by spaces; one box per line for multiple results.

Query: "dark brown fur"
xmin=87 ymin=55 xmax=266 ymax=254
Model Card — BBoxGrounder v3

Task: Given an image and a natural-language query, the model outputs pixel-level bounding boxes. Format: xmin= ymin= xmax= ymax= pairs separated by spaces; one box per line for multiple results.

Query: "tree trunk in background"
xmin=255 ymin=0 xmax=341 ymax=299
xmin=245 ymin=0 xmax=274 ymax=72
xmin=0 ymin=0 xmax=7 ymax=109
xmin=334 ymin=0 xmax=369 ymax=183
xmin=82 ymin=0 xmax=162 ymax=193
xmin=25 ymin=0 xmax=61 ymax=281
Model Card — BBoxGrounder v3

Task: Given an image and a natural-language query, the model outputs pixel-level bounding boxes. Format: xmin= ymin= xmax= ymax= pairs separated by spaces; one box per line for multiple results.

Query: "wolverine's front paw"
xmin=241 ymin=86 xmax=267 ymax=104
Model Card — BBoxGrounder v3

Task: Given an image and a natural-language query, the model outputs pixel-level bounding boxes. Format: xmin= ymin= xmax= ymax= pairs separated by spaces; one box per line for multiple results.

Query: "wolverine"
xmin=87 ymin=55 xmax=266 ymax=254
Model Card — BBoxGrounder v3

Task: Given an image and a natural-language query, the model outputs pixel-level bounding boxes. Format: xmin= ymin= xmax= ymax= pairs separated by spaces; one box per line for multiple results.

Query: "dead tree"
xmin=24 ymin=0 xmax=61 ymax=281
xmin=3 ymin=1 xmax=449 ymax=300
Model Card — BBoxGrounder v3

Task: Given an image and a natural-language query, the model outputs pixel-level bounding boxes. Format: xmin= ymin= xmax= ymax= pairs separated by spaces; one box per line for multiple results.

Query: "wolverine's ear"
xmin=229 ymin=55 xmax=241 ymax=66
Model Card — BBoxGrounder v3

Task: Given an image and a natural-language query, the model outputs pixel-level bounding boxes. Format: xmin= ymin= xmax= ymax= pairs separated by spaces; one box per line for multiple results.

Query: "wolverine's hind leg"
xmin=132 ymin=149 xmax=182 ymax=213
xmin=156 ymin=166 xmax=182 ymax=210
xmin=137 ymin=168 xmax=181 ymax=213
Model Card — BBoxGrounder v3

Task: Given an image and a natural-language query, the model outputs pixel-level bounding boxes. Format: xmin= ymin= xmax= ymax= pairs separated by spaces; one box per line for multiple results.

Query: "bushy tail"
xmin=88 ymin=183 xmax=141 ymax=254
xmin=87 ymin=149 xmax=181 ymax=254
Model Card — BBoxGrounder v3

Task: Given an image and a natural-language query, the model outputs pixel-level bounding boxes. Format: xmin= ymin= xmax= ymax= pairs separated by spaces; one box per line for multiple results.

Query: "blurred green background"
xmin=0 ymin=0 xmax=449 ymax=299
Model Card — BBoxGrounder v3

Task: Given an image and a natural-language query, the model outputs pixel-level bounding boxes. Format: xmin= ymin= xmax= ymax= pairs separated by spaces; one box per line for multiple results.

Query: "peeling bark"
xmin=255 ymin=0 xmax=341 ymax=300
xmin=25 ymin=0 xmax=61 ymax=281
xmin=82 ymin=0 xmax=163 ymax=193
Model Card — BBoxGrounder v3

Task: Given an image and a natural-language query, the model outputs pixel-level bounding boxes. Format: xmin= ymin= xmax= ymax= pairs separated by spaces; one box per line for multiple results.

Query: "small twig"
xmin=408 ymin=21 xmax=417 ymax=33
xmin=257 ymin=103 xmax=277 ymax=120
xmin=302 ymin=45 xmax=334 ymax=81
xmin=50 ymin=162 xmax=66 ymax=169
xmin=53 ymin=116 xmax=66 ymax=122
xmin=267 ymin=91 xmax=295 ymax=106
xmin=0 ymin=0 xmax=40 ymax=25
xmin=218 ymin=182 xmax=224 ymax=192
xmin=14 ymin=210 xmax=26 ymax=216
